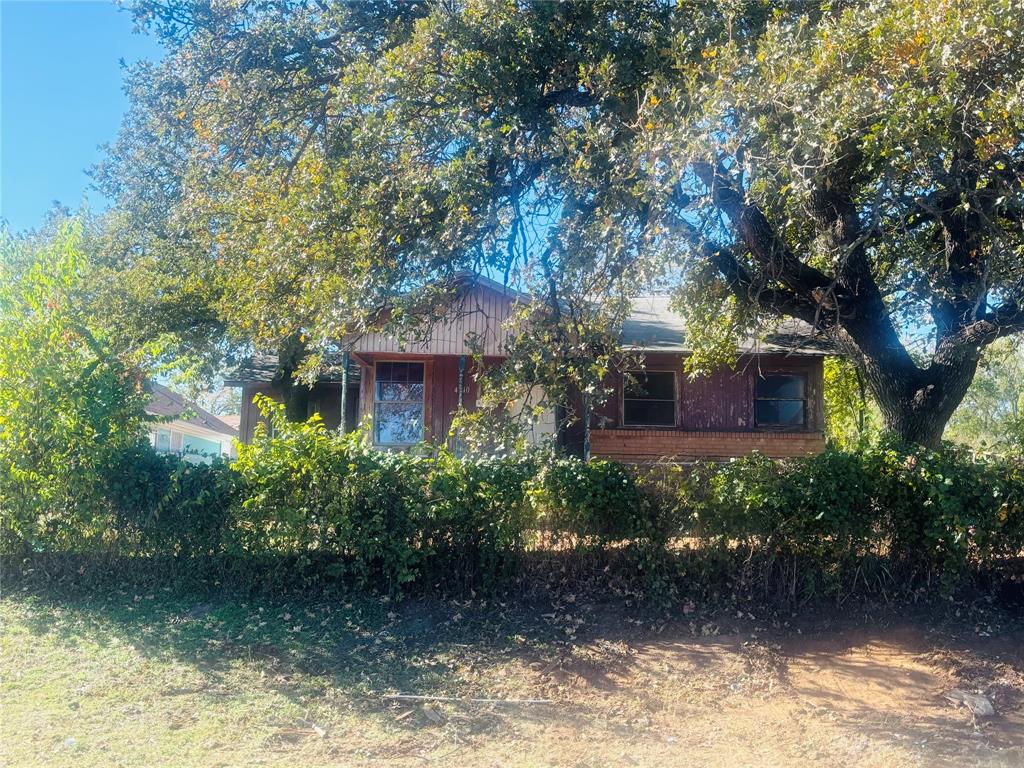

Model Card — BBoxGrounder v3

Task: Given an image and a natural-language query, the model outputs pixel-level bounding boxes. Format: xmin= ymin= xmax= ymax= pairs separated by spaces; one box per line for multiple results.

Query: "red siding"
xmin=682 ymin=369 xmax=752 ymax=430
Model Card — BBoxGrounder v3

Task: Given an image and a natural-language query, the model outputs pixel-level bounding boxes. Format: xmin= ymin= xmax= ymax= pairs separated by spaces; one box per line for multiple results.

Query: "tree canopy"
xmin=98 ymin=0 xmax=1024 ymax=445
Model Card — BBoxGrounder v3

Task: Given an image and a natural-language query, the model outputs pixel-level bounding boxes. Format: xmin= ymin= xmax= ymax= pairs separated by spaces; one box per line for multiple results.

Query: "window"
xmin=755 ymin=374 xmax=806 ymax=427
xmin=623 ymin=370 xmax=676 ymax=426
xmin=155 ymin=428 xmax=171 ymax=453
xmin=183 ymin=435 xmax=221 ymax=460
xmin=374 ymin=361 xmax=425 ymax=445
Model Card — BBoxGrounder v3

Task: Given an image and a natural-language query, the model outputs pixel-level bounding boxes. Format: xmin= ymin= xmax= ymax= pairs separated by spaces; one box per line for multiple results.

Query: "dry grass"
xmin=2 ymin=584 xmax=1023 ymax=767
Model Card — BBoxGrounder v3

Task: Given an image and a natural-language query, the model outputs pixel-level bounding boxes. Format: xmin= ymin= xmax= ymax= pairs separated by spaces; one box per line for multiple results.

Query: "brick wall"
xmin=589 ymin=428 xmax=826 ymax=463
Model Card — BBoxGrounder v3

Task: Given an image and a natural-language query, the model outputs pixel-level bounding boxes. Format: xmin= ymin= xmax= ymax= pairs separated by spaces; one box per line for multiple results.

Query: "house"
xmin=146 ymin=382 xmax=239 ymax=463
xmin=226 ymin=278 xmax=829 ymax=462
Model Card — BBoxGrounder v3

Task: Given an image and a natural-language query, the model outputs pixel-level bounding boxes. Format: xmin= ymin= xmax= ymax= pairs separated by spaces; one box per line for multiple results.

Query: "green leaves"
xmin=0 ymin=224 xmax=152 ymax=552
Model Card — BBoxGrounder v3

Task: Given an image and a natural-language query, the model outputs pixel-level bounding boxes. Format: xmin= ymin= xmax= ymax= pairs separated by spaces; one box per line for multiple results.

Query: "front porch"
xmin=589 ymin=427 xmax=826 ymax=463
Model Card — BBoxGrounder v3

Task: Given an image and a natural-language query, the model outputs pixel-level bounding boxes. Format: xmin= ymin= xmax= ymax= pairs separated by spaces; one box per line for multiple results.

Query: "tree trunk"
xmin=274 ymin=333 xmax=312 ymax=423
xmin=861 ymin=354 xmax=981 ymax=449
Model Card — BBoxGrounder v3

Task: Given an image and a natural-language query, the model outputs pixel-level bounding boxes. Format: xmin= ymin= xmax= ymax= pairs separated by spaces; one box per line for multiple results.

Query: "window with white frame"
xmin=754 ymin=374 xmax=807 ymax=427
xmin=374 ymin=361 xmax=425 ymax=445
xmin=623 ymin=370 xmax=676 ymax=427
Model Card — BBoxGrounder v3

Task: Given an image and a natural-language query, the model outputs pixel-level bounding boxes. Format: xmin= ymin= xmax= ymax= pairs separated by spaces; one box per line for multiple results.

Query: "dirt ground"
xmin=2 ymin=590 xmax=1023 ymax=767
xmin=366 ymin=611 xmax=1024 ymax=767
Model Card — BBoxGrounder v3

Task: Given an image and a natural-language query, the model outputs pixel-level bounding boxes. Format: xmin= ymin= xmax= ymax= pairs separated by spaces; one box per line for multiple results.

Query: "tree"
xmin=0 ymin=224 xmax=151 ymax=551
xmin=102 ymin=0 xmax=1024 ymax=444
xmin=946 ymin=337 xmax=1024 ymax=451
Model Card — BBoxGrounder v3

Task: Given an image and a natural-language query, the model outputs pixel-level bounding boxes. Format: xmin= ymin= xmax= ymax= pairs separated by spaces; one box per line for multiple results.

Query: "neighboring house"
xmin=146 ymin=383 xmax=239 ymax=463
xmin=226 ymin=277 xmax=829 ymax=463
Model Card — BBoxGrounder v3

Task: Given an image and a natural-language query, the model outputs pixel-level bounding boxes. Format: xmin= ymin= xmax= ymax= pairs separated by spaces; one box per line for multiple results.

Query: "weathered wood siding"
xmin=239 ymin=381 xmax=352 ymax=443
xmin=346 ymin=283 xmax=520 ymax=357
xmin=568 ymin=352 xmax=826 ymax=461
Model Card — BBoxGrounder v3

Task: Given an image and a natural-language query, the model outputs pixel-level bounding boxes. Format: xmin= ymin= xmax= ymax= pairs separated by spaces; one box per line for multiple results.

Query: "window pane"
xmin=376 ymin=361 xmax=425 ymax=386
xmin=624 ymin=371 xmax=675 ymax=400
xmin=155 ymin=429 xmax=171 ymax=452
xmin=755 ymin=399 xmax=805 ymax=426
xmin=375 ymin=402 xmax=424 ymax=444
xmin=776 ymin=399 xmax=805 ymax=425
xmin=756 ymin=374 xmax=805 ymax=399
xmin=376 ymin=381 xmax=424 ymax=402
xmin=755 ymin=400 xmax=777 ymax=425
xmin=624 ymin=399 xmax=675 ymax=426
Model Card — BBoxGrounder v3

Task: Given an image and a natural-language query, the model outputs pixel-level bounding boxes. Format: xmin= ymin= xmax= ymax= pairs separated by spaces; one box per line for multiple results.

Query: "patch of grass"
xmin=0 ymin=584 xmax=583 ymax=767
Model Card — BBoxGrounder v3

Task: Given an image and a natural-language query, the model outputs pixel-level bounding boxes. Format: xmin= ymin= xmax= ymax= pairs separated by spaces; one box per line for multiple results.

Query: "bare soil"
xmin=2 ymin=590 xmax=1022 ymax=767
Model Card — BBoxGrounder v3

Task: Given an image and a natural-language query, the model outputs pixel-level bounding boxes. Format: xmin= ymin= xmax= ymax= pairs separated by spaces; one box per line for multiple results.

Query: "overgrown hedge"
xmin=4 ymin=398 xmax=1023 ymax=601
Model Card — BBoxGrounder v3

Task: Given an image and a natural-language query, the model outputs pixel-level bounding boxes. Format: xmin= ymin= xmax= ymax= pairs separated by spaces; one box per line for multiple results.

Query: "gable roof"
xmin=621 ymin=296 xmax=832 ymax=355
xmin=226 ymin=288 xmax=832 ymax=385
xmin=146 ymin=382 xmax=240 ymax=437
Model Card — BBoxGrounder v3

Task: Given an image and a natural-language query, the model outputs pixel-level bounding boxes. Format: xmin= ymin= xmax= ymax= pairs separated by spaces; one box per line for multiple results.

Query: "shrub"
xmin=673 ymin=444 xmax=1024 ymax=594
xmin=529 ymin=457 xmax=659 ymax=545
xmin=427 ymin=452 xmax=538 ymax=586
xmin=231 ymin=399 xmax=432 ymax=591
xmin=866 ymin=442 xmax=1024 ymax=583
xmin=104 ymin=444 xmax=236 ymax=557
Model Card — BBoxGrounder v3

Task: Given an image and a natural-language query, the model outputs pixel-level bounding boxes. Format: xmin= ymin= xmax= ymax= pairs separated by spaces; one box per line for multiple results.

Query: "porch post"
xmin=339 ymin=351 xmax=350 ymax=434
xmin=454 ymin=354 xmax=466 ymax=455
xmin=457 ymin=355 xmax=466 ymax=408
xmin=583 ymin=391 xmax=592 ymax=462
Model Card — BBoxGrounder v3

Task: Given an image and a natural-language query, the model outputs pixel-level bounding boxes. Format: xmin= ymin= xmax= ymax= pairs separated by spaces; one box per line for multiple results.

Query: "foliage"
xmin=946 ymin=337 xmax=1024 ymax=451
xmin=103 ymin=444 xmax=237 ymax=558
xmin=428 ymin=451 xmax=539 ymax=587
xmin=678 ymin=445 xmax=1024 ymax=590
xmin=0 ymin=225 xmax=152 ymax=552
xmin=823 ymin=357 xmax=882 ymax=450
xmin=866 ymin=442 xmax=1024 ymax=584
xmin=680 ymin=452 xmax=877 ymax=569
xmin=529 ymin=458 xmax=661 ymax=545
xmin=231 ymin=398 xmax=434 ymax=591
xmin=232 ymin=398 xmax=541 ymax=591
xmin=99 ymin=0 xmax=1024 ymax=444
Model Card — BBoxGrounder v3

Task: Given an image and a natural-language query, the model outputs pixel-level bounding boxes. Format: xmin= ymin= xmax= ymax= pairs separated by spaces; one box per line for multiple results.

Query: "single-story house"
xmin=146 ymin=382 xmax=239 ymax=463
xmin=226 ymin=277 xmax=830 ymax=462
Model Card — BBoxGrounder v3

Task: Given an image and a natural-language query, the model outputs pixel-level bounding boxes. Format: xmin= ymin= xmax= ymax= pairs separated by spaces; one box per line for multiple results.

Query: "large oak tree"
xmin=100 ymin=0 xmax=1024 ymax=445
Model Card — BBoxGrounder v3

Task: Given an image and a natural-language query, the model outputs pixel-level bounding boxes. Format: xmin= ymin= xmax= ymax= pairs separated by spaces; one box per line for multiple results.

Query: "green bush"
xmin=231 ymin=398 xmax=433 ymax=591
xmin=672 ymin=444 xmax=1024 ymax=592
xmin=867 ymin=443 xmax=1024 ymax=582
xmin=529 ymin=457 xmax=659 ymax=544
xmin=428 ymin=452 xmax=538 ymax=586
xmin=104 ymin=444 xmax=237 ymax=557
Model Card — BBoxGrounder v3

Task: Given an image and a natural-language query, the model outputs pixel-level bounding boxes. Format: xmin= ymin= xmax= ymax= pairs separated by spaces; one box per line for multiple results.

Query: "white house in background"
xmin=146 ymin=383 xmax=239 ymax=463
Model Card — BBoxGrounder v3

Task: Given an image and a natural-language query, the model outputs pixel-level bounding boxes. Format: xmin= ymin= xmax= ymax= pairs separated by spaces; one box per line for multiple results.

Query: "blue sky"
xmin=1 ymin=0 xmax=163 ymax=233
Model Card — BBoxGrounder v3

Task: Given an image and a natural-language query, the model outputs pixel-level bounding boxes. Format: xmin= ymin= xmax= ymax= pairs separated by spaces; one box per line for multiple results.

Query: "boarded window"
xmin=623 ymin=370 xmax=676 ymax=426
xmin=755 ymin=374 xmax=806 ymax=427
xmin=374 ymin=361 xmax=425 ymax=444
